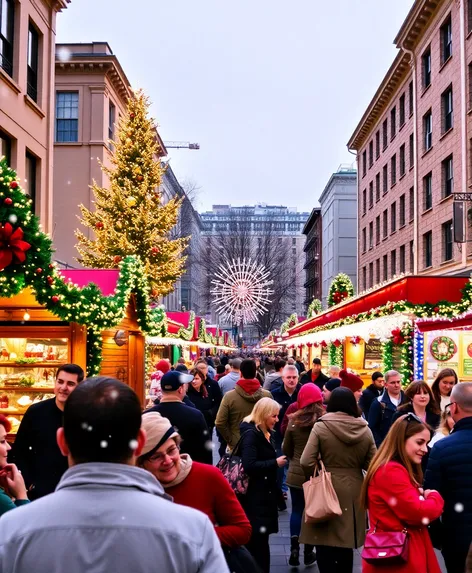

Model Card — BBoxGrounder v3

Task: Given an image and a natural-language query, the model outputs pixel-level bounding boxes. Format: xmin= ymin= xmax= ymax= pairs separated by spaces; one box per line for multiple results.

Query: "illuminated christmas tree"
xmin=75 ymin=90 xmax=188 ymax=298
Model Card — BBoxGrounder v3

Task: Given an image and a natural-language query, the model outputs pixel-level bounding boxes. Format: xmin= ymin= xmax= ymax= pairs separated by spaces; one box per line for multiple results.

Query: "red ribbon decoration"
xmin=0 ymin=223 xmax=31 ymax=270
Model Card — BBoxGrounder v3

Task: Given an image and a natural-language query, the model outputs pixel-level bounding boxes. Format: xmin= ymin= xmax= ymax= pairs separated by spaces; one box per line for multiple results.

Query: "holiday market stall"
xmin=284 ymin=276 xmax=472 ymax=385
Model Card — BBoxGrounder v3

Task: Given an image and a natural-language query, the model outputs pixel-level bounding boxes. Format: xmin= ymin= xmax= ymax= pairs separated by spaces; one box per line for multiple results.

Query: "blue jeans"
xmin=289 ymin=486 xmax=305 ymax=537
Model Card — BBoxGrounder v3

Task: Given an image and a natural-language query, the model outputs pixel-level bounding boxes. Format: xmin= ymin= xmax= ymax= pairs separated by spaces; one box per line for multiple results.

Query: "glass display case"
xmin=0 ymin=334 xmax=70 ymax=434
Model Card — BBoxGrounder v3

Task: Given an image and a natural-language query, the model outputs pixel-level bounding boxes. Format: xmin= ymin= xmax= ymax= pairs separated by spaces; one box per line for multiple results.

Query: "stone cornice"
xmin=394 ymin=0 xmax=444 ymax=50
xmin=46 ymin=0 xmax=71 ymax=12
xmin=347 ymin=51 xmax=411 ymax=151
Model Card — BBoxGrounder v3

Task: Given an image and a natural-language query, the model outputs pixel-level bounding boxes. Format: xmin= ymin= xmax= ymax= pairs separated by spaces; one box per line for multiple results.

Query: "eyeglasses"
xmin=147 ymin=444 xmax=180 ymax=464
xmin=445 ymin=402 xmax=456 ymax=412
xmin=403 ymin=412 xmax=423 ymax=424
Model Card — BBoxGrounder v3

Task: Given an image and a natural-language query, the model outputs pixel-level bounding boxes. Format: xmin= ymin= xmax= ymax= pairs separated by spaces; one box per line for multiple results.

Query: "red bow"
xmin=0 ymin=223 xmax=31 ymax=270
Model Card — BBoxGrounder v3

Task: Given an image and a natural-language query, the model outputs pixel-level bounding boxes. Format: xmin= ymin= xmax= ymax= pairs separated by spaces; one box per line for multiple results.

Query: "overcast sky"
xmin=57 ymin=0 xmax=414 ymax=213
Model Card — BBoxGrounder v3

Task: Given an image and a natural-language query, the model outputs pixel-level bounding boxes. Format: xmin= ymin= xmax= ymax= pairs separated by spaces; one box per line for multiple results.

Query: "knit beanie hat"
xmin=155 ymin=359 xmax=171 ymax=374
xmin=339 ymin=369 xmax=364 ymax=392
xmin=324 ymin=377 xmax=342 ymax=392
xmin=297 ymin=383 xmax=323 ymax=408
xmin=141 ymin=412 xmax=178 ymax=456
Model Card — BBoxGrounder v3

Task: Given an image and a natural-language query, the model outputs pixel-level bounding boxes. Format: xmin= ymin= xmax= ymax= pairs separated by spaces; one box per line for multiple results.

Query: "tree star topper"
xmin=211 ymin=258 xmax=274 ymax=324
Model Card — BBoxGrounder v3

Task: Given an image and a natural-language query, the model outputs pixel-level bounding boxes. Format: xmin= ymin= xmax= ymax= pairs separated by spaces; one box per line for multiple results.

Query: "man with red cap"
xmin=339 ymin=369 xmax=364 ymax=403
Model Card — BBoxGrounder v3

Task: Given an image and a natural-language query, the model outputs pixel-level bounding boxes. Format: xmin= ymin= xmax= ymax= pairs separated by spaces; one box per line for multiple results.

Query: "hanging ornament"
xmin=51 ymin=295 xmax=60 ymax=304
xmin=36 ymin=268 xmax=42 ymax=274
xmin=48 ymin=263 xmax=55 ymax=269
xmin=151 ymin=246 xmax=159 ymax=255
xmin=95 ymin=222 xmax=104 ymax=229
xmin=113 ymin=255 xmax=122 ymax=265
xmin=137 ymin=175 xmax=143 ymax=182
xmin=47 ymin=276 xmax=54 ymax=285
xmin=3 ymin=198 xmax=12 ymax=206
xmin=9 ymin=181 xmax=18 ymax=189
xmin=129 ymin=112 xmax=135 ymax=119
xmin=126 ymin=196 xmax=137 ymax=207
xmin=0 ymin=223 xmax=31 ymax=270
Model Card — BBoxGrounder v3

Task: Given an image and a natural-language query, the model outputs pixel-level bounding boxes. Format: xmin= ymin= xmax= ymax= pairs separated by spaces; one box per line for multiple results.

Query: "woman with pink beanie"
xmin=282 ymin=383 xmax=325 ymax=567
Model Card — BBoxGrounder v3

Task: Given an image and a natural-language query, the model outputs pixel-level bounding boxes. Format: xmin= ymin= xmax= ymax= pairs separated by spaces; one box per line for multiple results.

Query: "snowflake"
xmin=210 ymin=258 xmax=274 ymax=325
xmin=455 ymin=503 xmax=464 ymax=513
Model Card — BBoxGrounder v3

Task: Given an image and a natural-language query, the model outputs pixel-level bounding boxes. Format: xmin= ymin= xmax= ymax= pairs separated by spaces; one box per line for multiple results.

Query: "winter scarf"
xmin=162 ymin=454 xmax=193 ymax=489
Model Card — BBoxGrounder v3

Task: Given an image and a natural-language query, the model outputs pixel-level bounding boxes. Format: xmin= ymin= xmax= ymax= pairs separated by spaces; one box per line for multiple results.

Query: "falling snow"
xmin=8 ymin=214 xmax=18 ymax=224
xmin=100 ymin=440 xmax=108 ymax=448
xmin=421 ymin=517 xmax=430 ymax=525
xmin=129 ymin=439 xmax=138 ymax=450
xmin=455 ymin=503 xmax=464 ymax=513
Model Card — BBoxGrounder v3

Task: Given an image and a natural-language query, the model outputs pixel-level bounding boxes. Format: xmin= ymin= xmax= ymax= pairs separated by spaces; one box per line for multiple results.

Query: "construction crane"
xmin=164 ymin=141 xmax=200 ymax=150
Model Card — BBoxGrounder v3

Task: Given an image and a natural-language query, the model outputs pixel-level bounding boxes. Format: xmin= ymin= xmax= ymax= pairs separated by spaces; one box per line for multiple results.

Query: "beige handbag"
xmin=302 ymin=458 xmax=342 ymax=523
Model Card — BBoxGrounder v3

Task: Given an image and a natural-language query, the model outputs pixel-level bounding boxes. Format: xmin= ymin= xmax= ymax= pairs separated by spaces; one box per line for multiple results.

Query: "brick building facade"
xmin=348 ymin=0 xmax=472 ymax=292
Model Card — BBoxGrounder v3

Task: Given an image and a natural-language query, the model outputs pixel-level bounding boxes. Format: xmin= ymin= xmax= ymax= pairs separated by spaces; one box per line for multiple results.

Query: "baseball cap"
xmin=161 ymin=371 xmax=194 ymax=392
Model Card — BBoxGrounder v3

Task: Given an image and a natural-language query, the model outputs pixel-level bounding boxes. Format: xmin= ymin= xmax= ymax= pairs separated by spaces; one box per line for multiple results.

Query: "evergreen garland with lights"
xmin=281 ymin=313 xmax=298 ymax=334
xmin=329 ymin=342 xmax=344 ymax=368
xmin=307 ymin=298 xmax=322 ymax=318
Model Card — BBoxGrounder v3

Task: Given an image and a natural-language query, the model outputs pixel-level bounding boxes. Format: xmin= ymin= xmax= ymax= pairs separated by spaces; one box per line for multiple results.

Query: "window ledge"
xmin=399 ymin=172 xmax=406 ymax=181
xmin=421 ymin=83 xmax=432 ymax=97
xmin=24 ymin=94 xmax=45 ymax=119
xmin=439 ymin=55 xmax=452 ymax=73
xmin=439 ymin=127 xmax=453 ymax=141
xmin=438 ymin=194 xmax=453 ymax=205
xmin=391 ymin=182 xmax=397 ymax=189
xmin=422 ymin=146 xmax=433 ymax=158
xmin=440 ymin=258 xmax=454 ymax=266
xmin=399 ymin=122 xmax=406 ymax=132
xmin=409 ymin=112 xmax=414 ymax=119
xmin=409 ymin=165 xmax=414 ymax=171
xmin=376 ymin=154 xmax=380 ymax=161
xmin=399 ymin=223 xmax=406 ymax=230
xmin=390 ymin=134 xmax=397 ymax=143
xmin=0 ymin=67 xmax=21 ymax=94
xmin=54 ymin=141 xmax=82 ymax=146
xmin=422 ymin=207 xmax=433 ymax=215
xmin=382 ymin=236 xmax=389 ymax=242
xmin=382 ymin=145 xmax=388 ymax=152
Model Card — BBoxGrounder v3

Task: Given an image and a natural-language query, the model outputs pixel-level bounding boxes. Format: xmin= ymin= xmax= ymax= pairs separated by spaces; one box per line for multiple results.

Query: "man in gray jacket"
xmin=0 ymin=377 xmax=228 ymax=573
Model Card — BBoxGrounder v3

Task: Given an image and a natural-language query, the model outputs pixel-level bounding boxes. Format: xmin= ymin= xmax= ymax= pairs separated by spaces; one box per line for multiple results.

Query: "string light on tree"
xmin=211 ymin=258 xmax=274 ymax=324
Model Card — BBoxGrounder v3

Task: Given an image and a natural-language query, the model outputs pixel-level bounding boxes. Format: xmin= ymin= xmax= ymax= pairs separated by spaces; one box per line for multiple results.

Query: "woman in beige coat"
xmin=300 ymin=386 xmax=376 ymax=573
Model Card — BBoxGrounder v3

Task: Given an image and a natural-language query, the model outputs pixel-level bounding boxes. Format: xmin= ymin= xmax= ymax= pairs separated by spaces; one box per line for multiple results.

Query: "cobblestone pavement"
xmin=269 ymin=500 xmax=447 ymax=573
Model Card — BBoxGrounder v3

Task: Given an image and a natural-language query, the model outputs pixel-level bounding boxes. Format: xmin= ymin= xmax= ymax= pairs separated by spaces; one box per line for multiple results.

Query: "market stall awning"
xmin=285 ymin=313 xmax=412 ymax=347
xmin=287 ymin=276 xmax=468 ymax=337
xmin=60 ymin=269 xmax=120 ymax=296
xmin=416 ymin=309 xmax=472 ymax=332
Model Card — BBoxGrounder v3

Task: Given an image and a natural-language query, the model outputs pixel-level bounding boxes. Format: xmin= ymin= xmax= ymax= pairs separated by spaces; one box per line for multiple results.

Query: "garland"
xmin=280 ymin=313 xmax=298 ymax=334
xmin=328 ymin=342 xmax=343 ymax=368
xmin=382 ymin=340 xmax=393 ymax=373
xmin=328 ymin=273 xmax=354 ymax=307
xmin=307 ymin=298 xmax=322 ymax=319
xmin=176 ymin=311 xmax=195 ymax=341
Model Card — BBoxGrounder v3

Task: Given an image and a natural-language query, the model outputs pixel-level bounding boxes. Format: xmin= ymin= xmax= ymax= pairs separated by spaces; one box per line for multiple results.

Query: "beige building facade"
xmin=0 ymin=0 xmax=70 ymax=233
xmin=349 ymin=0 xmax=472 ymax=291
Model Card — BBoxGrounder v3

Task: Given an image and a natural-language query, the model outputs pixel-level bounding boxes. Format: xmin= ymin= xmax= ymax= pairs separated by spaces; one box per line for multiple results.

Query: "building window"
xmin=400 ymin=245 xmax=406 ymax=273
xmin=441 ymin=15 xmax=452 ymax=63
xmin=442 ymin=86 xmax=453 ymax=132
xmin=382 ymin=119 xmax=388 ymax=150
xmin=369 ymin=181 xmax=373 ymax=208
xmin=25 ymin=151 xmax=37 ymax=212
xmin=400 ymin=194 xmax=406 ymax=227
xmin=55 ymin=92 xmax=79 ymax=143
xmin=400 ymin=144 xmax=405 ymax=177
xmin=423 ymin=172 xmax=433 ymax=211
xmin=369 ymin=222 xmax=373 ymax=249
xmin=0 ymin=0 xmax=14 ymax=77
xmin=369 ymin=140 xmax=373 ymax=168
xmin=362 ymin=188 xmax=366 ymax=215
xmin=27 ymin=23 xmax=39 ymax=102
xmin=383 ymin=254 xmax=388 ymax=281
xmin=409 ymin=81 xmax=414 ymax=116
xmin=383 ymin=164 xmax=388 ymax=194
xmin=362 ymin=267 xmax=367 ymax=291
xmin=383 ymin=209 xmax=388 ymax=239
xmin=423 ymin=110 xmax=432 ymax=151
xmin=442 ymin=155 xmax=453 ymax=198
xmin=362 ymin=228 xmax=366 ymax=253
xmin=375 ymin=172 xmax=380 ymax=202
xmin=409 ymin=133 xmax=414 ymax=168
xmin=390 ymin=107 xmax=396 ymax=140
xmin=424 ymin=231 xmax=433 ymax=268
xmin=422 ymin=47 xmax=431 ymax=89
xmin=376 ymin=259 xmax=380 ymax=284
xmin=399 ymin=94 xmax=405 ymax=127
xmin=409 ymin=187 xmax=414 ymax=222
xmin=362 ymin=151 xmax=367 ymax=177
xmin=443 ymin=220 xmax=453 ymax=261
xmin=108 ymin=100 xmax=115 ymax=148
xmin=0 ymin=130 xmax=11 ymax=165
xmin=369 ymin=262 xmax=374 ymax=288
xmin=391 ymin=154 xmax=397 ymax=186
xmin=391 ymin=202 xmax=397 ymax=233
xmin=391 ymin=249 xmax=397 ymax=276
xmin=376 ymin=215 xmax=380 ymax=244
xmin=410 ymin=240 xmax=414 ymax=273
xmin=375 ymin=131 xmax=380 ymax=158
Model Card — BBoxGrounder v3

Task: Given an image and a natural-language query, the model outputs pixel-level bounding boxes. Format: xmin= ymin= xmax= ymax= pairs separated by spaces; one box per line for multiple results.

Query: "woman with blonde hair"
xmin=429 ymin=407 xmax=454 ymax=447
xmin=239 ymin=397 xmax=288 ymax=573
xmin=360 ymin=414 xmax=444 ymax=572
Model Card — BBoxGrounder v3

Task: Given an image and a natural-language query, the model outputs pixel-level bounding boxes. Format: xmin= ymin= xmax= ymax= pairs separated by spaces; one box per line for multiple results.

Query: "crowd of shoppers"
xmin=1 ymin=355 xmax=470 ymax=573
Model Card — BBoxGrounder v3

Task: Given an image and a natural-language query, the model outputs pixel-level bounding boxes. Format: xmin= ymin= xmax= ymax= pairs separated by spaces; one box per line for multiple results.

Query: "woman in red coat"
xmin=138 ymin=411 xmax=252 ymax=550
xmin=360 ymin=413 xmax=444 ymax=573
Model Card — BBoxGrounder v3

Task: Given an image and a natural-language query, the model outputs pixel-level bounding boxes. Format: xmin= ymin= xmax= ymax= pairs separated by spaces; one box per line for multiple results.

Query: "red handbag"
xmin=361 ymin=524 xmax=409 ymax=566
